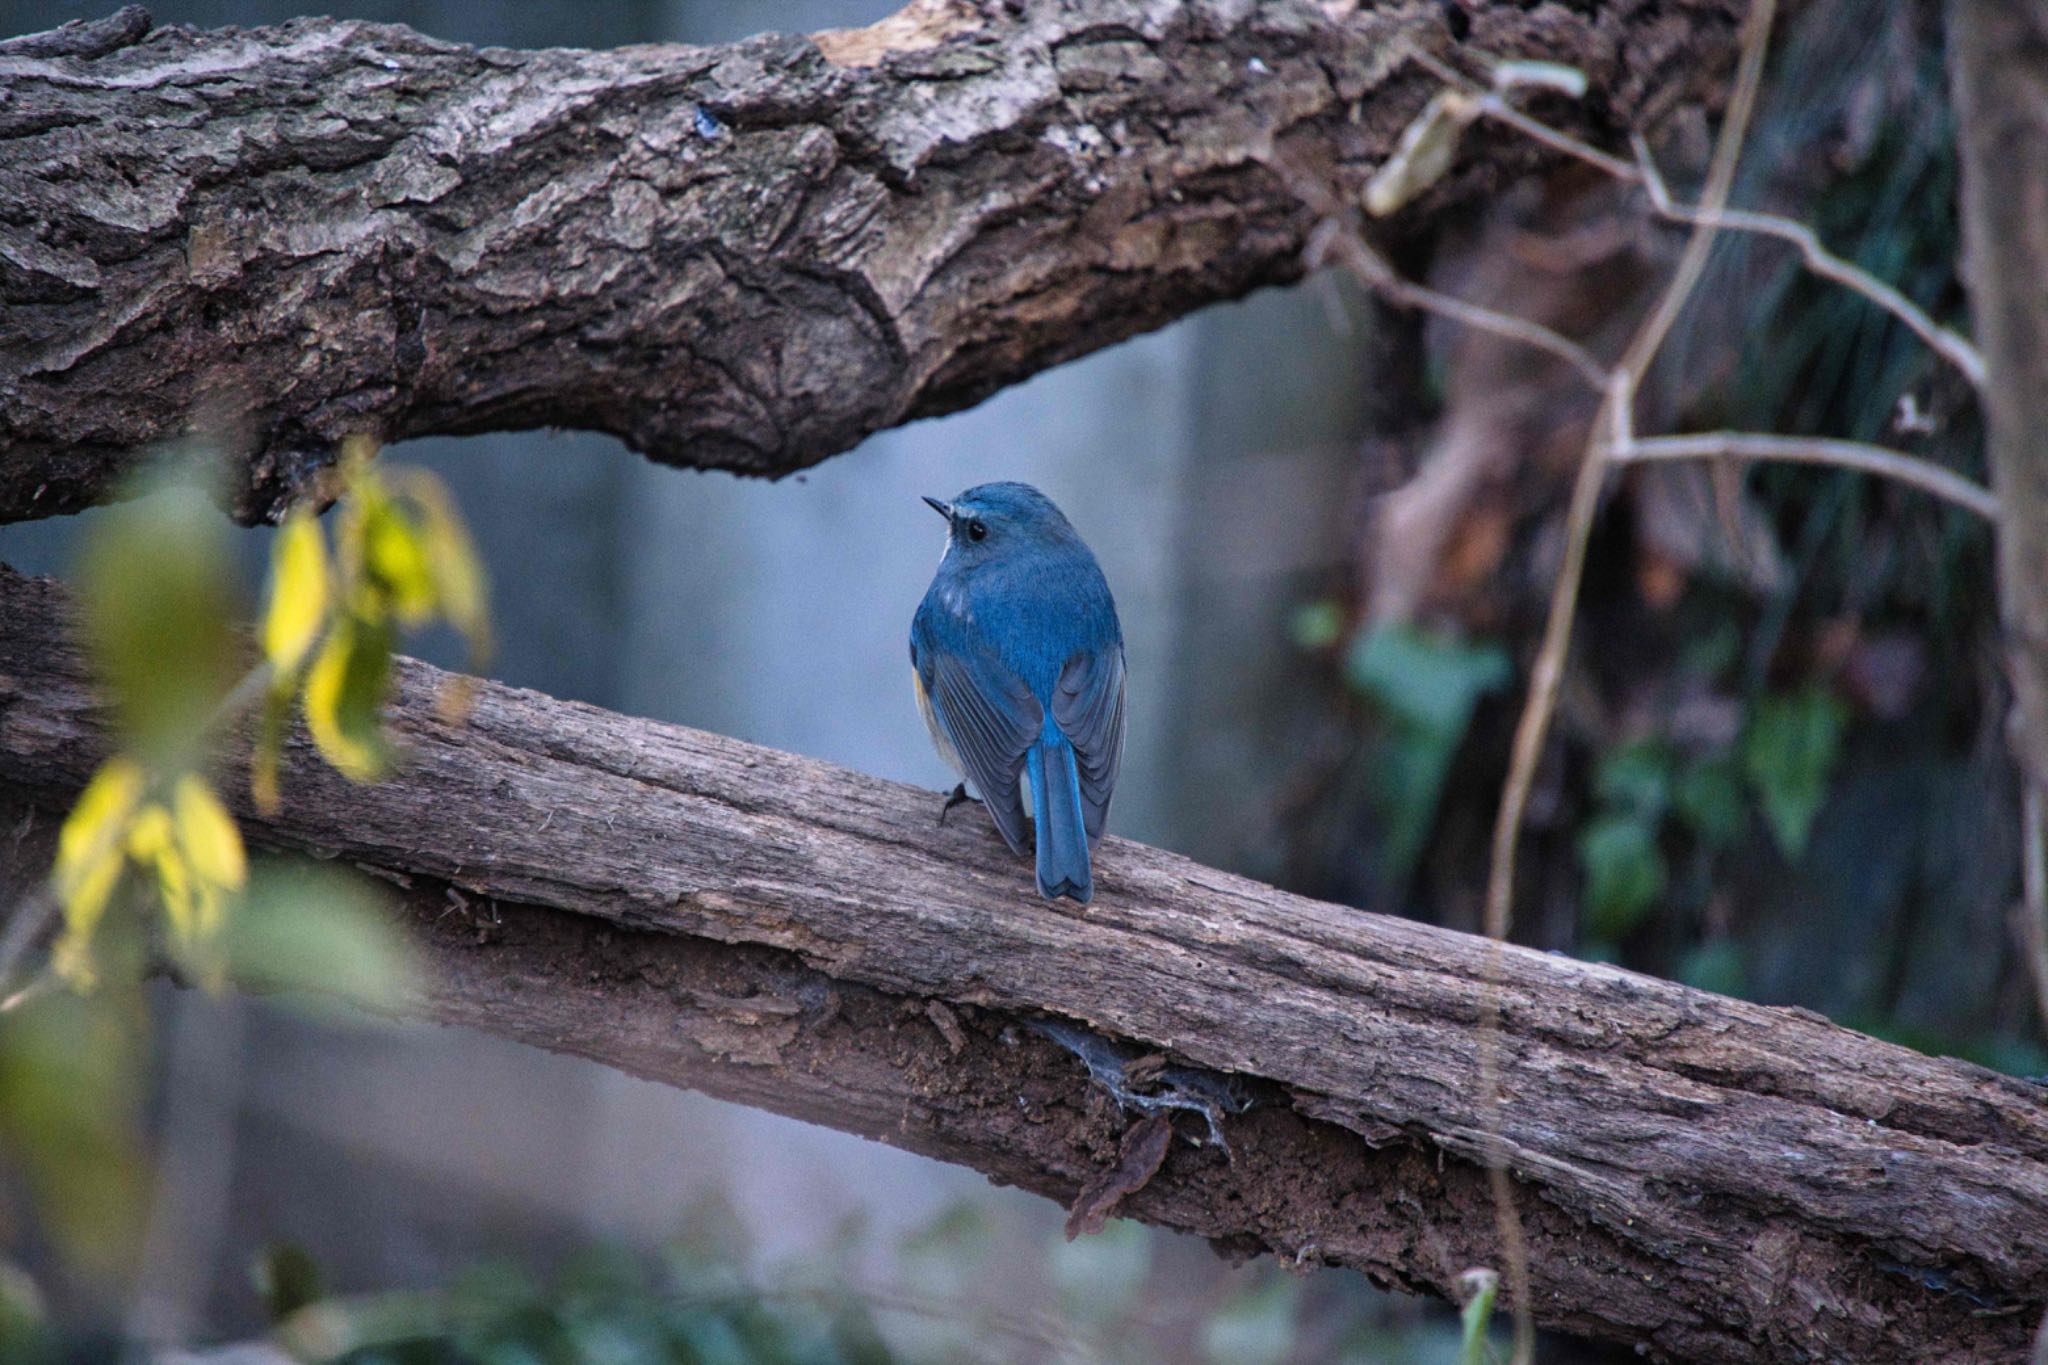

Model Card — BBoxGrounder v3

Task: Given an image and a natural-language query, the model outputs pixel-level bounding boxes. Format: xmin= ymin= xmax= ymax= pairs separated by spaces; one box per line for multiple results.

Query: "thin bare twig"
xmin=1472 ymin=4 xmax=1779 ymax=1360
xmin=1407 ymin=46 xmax=1987 ymax=394
xmin=1613 ymin=432 xmax=2001 ymax=522
xmin=1295 ymin=186 xmax=1610 ymax=389
xmin=1629 ymin=136 xmax=1988 ymax=391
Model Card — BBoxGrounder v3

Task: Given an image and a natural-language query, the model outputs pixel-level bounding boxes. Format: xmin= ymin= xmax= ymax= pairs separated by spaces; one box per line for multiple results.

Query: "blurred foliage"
xmin=1740 ymin=688 xmax=1847 ymax=861
xmin=5 ymin=440 xmax=467 ymax=1319
xmin=1345 ymin=624 xmax=1511 ymax=894
xmin=1290 ymin=0 xmax=2039 ymax=1081
xmin=1455 ymin=1268 xmax=1500 ymax=1365
xmin=280 ymin=1245 xmax=897 ymax=1365
xmin=47 ymin=440 xmax=485 ymax=992
xmin=1576 ymin=684 xmax=1844 ymax=951
xmin=255 ymin=437 xmax=491 ymax=810
xmin=0 ymin=989 xmax=148 ymax=1278
xmin=1199 ymin=1270 xmax=1299 ymax=1365
xmin=55 ymin=466 xmax=252 ymax=992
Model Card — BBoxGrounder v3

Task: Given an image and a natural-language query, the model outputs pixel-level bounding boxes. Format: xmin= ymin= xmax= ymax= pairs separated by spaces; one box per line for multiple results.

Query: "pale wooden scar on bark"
xmin=0 ymin=0 xmax=1741 ymax=523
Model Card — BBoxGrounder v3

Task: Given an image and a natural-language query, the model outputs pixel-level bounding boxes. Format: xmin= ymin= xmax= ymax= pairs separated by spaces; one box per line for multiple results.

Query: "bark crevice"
xmin=0 ymin=564 xmax=2042 ymax=1364
xmin=0 ymin=0 xmax=1743 ymax=523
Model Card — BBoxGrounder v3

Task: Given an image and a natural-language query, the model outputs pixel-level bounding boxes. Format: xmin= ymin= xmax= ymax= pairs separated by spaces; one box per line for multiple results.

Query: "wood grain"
xmin=0 ymin=0 xmax=1742 ymax=523
xmin=0 ymin=564 xmax=2042 ymax=1362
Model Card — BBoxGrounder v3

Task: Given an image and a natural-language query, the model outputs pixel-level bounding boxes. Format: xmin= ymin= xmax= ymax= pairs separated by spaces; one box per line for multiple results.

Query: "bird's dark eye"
xmin=965 ymin=519 xmax=988 ymax=542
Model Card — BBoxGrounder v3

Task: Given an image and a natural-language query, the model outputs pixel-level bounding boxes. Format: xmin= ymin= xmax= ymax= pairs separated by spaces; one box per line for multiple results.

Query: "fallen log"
xmin=1 ymin=564 xmax=2042 ymax=1363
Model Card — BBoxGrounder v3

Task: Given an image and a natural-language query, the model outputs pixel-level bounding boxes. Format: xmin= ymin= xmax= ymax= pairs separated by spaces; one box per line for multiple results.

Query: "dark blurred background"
xmin=2 ymin=0 xmax=2038 ymax=1360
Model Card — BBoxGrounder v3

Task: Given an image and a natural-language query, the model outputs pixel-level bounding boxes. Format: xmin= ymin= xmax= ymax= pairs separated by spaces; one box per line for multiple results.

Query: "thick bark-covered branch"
xmin=0 ymin=565 xmax=2043 ymax=1364
xmin=0 ymin=0 xmax=1742 ymax=524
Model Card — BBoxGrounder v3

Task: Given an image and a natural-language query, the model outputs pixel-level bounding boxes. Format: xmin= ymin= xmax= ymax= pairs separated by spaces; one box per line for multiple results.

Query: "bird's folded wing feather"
xmin=1053 ymin=645 xmax=1127 ymax=840
xmin=919 ymin=641 xmax=1041 ymax=854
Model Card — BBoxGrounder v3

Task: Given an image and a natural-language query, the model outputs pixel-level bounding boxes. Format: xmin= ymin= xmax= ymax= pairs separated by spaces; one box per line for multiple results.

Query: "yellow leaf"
xmin=150 ymin=841 xmax=197 ymax=944
xmin=53 ymin=758 xmax=145 ymax=948
xmin=363 ymin=502 xmax=436 ymax=626
xmin=172 ymin=774 xmax=246 ymax=891
xmin=124 ymin=802 xmax=172 ymax=860
xmin=264 ymin=510 xmax=330 ymax=674
xmin=304 ymin=619 xmax=394 ymax=782
xmin=399 ymin=472 xmax=492 ymax=667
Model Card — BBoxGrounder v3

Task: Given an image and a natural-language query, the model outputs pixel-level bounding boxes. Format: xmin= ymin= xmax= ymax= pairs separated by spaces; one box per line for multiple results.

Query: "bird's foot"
xmin=937 ymin=783 xmax=980 ymax=826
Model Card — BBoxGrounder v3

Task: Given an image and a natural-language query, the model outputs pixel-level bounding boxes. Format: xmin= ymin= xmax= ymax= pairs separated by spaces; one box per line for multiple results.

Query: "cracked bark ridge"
xmin=0 ymin=565 xmax=2042 ymax=1363
xmin=0 ymin=0 xmax=1742 ymax=524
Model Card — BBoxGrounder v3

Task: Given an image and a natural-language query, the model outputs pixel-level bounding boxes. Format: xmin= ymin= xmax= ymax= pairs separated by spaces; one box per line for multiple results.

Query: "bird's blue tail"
xmin=1027 ymin=732 xmax=1093 ymax=903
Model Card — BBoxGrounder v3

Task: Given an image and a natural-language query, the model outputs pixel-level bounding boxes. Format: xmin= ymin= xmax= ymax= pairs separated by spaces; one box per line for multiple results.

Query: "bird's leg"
xmin=938 ymin=783 xmax=980 ymax=826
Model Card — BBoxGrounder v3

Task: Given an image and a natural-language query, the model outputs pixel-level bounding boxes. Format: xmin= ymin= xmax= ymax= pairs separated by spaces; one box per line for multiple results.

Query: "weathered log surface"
xmin=0 ymin=0 xmax=1743 ymax=524
xmin=0 ymin=565 xmax=2042 ymax=1363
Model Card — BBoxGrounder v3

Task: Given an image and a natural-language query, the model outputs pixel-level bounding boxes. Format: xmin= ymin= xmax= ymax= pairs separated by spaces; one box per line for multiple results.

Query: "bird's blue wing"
xmin=915 ymin=634 xmax=1041 ymax=855
xmin=1052 ymin=644 xmax=1126 ymax=841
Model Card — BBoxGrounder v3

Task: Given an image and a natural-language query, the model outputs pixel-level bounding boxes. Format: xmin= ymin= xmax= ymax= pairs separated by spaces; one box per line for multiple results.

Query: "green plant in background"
xmin=1345 ymin=623 xmax=1512 ymax=893
xmin=275 ymin=1248 xmax=897 ymax=1365
xmin=1739 ymin=686 xmax=1847 ymax=861
xmin=1576 ymin=685 xmax=1844 ymax=973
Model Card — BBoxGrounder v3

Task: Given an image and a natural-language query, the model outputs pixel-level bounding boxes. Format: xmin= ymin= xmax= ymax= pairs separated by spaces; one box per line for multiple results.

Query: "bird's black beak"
xmin=922 ymin=495 xmax=953 ymax=519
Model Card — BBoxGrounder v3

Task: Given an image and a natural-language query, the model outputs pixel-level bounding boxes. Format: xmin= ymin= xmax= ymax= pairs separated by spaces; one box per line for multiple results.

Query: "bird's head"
xmin=922 ymin=481 xmax=1079 ymax=562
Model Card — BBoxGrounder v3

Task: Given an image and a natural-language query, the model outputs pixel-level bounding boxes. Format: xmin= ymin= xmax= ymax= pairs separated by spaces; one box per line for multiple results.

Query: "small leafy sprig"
xmin=253 ymin=437 xmax=489 ymax=809
xmin=47 ymin=439 xmax=488 ymax=993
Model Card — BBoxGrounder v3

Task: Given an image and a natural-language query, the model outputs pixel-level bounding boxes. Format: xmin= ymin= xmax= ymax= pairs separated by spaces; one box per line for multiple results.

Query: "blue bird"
xmin=911 ymin=482 xmax=1126 ymax=903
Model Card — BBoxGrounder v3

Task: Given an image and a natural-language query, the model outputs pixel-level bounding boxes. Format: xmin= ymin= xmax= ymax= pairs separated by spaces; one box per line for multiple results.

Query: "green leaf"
xmin=1346 ymin=625 xmax=1512 ymax=733
xmin=1676 ymin=941 xmax=1747 ymax=998
xmin=1457 ymin=1269 xmax=1500 ymax=1365
xmin=362 ymin=498 xmax=437 ymax=627
xmin=1348 ymin=626 xmax=1511 ymax=888
xmin=1593 ymin=741 xmax=1674 ymax=818
xmin=76 ymin=477 xmax=236 ymax=764
xmin=51 ymin=757 xmax=146 ymax=986
xmin=1578 ymin=814 xmax=1666 ymax=940
xmin=399 ymin=470 xmax=493 ymax=669
xmin=0 ymin=990 xmax=147 ymax=1276
xmin=224 ymin=860 xmax=416 ymax=1014
xmin=1741 ymin=688 xmax=1847 ymax=860
xmin=1673 ymin=760 xmax=1746 ymax=850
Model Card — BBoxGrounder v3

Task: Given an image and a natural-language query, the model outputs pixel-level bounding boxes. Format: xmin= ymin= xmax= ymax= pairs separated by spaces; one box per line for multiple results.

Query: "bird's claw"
xmin=937 ymin=783 xmax=980 ymax=827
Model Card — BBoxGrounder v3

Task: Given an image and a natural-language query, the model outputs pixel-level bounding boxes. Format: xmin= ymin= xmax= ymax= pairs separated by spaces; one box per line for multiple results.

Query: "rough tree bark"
xmin=0 ymin=0 xmax=1742 ymax=524
xmin=1 ymin=566 xmax=2043 ymax=1365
